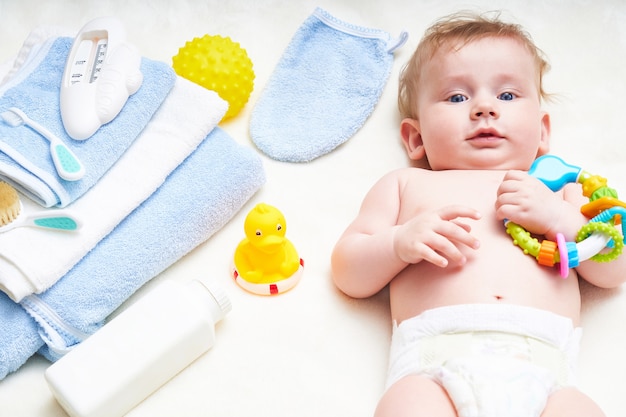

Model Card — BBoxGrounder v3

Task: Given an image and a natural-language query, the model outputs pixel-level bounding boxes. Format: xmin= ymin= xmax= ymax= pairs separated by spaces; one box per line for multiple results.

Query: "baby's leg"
xmin=542 ymin=388 xmax=605 ymax=417
xmin=374 ymin=375 xmax=456 ymax=417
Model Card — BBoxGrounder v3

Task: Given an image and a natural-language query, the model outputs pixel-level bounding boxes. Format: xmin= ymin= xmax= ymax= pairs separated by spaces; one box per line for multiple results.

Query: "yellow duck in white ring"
xmin=233 ymin=203 xmax=303 ymax=294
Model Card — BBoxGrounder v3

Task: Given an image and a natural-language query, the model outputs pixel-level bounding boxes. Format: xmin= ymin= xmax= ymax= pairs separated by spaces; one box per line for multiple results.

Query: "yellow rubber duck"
xmin=233 ymin=203 xmax=302 ymax=293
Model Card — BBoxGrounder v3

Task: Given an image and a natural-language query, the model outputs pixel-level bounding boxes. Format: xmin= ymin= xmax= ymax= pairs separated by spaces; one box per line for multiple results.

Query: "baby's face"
xmin=414 ymin=36 xmax=549 ymax=170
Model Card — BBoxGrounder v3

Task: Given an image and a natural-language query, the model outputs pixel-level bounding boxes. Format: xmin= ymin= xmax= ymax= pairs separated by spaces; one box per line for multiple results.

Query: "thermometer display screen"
xmin=69 ymin=33 xmax=108 ymax=85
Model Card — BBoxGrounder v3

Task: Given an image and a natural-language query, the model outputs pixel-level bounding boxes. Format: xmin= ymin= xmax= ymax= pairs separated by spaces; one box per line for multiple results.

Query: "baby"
xmin=331 ymin=11 xmax=626 ymax=417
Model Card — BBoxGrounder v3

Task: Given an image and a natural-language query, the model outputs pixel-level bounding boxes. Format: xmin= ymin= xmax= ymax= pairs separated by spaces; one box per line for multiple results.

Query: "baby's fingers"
xmin=411 ymin=233 xmax=465 ymax=268
xmin=415 ymin=222 xmax=480 ymax=268
xmin=450 ymin=219 xmax=472 ymax=233
xmin=438 ymin=205 xmax=482 ymax=222
xmin=436 ymin=219 xmax=481 ymax=252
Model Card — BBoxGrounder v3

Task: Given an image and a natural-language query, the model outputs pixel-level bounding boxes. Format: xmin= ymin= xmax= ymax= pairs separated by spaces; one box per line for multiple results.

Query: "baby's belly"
xmin=389 ymin=169 xmax=583 ymax=326
xmin=389 ymin=245 xmax=582 ymax=326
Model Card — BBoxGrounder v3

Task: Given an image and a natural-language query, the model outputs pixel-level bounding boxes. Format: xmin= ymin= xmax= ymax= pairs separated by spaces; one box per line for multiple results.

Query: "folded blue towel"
xmin=0 ymin=36 xmax=175 ymax=207
xmin=249 ymin=7 xmax=407 ymax=162
xmin=0 ymin=290 xmax=42 ymax=378
xmin=0 ymin=127 xmax=265 ymax=378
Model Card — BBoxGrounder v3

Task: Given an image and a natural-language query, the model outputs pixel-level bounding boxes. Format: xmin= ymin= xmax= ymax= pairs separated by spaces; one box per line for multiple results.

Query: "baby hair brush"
xmin=0 ymin=181 xmax=81 ymax=233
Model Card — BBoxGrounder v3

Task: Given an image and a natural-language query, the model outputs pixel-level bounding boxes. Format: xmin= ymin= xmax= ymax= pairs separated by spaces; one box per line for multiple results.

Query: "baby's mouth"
xmin=469 ymin=127 xmax=501 ymax=139
xmin=467 ymin=128 xmax=504 ymax=146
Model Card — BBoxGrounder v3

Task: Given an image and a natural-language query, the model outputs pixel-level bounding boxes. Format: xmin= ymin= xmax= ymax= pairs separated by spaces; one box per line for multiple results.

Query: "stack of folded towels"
xmin=0 ymin=27 xmax=265 ymax=379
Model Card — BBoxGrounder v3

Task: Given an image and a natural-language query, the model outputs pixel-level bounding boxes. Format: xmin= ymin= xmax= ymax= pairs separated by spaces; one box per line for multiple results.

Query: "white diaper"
xmin=385 ymin=304 xmax=582 ymax=417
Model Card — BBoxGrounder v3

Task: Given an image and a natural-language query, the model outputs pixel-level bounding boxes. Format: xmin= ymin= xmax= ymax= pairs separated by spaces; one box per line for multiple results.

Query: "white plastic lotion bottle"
xmin=45 ymin=279 xmax=231 ymax=417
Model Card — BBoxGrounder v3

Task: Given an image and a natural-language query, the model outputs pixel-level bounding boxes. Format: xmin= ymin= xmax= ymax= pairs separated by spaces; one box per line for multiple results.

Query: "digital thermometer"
xmin=60 ymin=17 xmax=143 ymax=140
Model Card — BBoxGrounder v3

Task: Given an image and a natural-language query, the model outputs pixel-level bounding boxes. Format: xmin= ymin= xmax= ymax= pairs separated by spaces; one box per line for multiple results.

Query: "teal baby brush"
xmin=0 ymin=181 xmax=81 ymax=233
xmin=1 ymin=107 xmax=85 ymax=181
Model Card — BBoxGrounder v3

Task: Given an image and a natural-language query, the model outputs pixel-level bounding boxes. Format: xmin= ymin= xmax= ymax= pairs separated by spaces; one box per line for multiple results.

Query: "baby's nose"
xmin=471 ymin=98 xmax=499 ymax=119
xmin=474 ymin=109 xmax=498 ymax=118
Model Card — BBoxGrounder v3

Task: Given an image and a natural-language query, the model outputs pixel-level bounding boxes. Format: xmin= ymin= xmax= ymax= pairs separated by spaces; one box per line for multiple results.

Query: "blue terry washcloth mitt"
xmin=0 ymin=126 xmax=265 ymax=378
xmin=0 ymin=36 xmax=175 ymax=207
xmin=249 ymin=7 xmax=407 ymax=163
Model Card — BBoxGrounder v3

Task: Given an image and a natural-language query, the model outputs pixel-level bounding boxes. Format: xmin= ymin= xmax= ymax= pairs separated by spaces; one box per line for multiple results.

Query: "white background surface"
xmin=1 ymin=0 xmax=625 ymax=416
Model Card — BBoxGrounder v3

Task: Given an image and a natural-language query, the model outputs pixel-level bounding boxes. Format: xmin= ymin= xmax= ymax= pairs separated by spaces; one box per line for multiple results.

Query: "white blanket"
xmin=0 ymin=1 xmax=624 ymax=416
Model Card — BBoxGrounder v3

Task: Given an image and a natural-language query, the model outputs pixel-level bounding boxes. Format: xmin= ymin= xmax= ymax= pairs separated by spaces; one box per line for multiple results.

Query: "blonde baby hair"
xmin=398 ymin=11 xmax=551 ymax=119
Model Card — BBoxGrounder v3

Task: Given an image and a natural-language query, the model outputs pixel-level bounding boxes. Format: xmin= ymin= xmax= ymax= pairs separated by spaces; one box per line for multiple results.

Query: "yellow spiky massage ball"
xmin=172 ymin=35 xmax=255 ymax=121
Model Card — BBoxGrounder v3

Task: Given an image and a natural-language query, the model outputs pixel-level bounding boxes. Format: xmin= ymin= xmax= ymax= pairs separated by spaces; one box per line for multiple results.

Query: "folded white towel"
xmin=0 ymin=74 xmax=228 ymax=302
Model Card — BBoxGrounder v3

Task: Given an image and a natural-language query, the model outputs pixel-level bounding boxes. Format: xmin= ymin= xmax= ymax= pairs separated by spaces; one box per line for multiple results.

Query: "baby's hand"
xmin=495 ymin=170 xmax=562 ymax=235
xmin=393 ymin=205 xmax=481 ymax=268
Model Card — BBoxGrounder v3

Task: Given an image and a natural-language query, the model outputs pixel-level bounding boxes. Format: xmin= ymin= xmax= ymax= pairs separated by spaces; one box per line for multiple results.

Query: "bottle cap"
xmin=193 ymin=279 xmax=232 ymax=322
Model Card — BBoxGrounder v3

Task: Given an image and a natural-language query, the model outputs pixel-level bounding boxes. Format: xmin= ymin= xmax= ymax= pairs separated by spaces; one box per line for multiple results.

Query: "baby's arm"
xmin=496 ymin=170 xmax=626 ymax=288
xmin=563 ymin=184 xmax=626 ymax=288
xmin=331 ymin=169 xmax=481 ymax=298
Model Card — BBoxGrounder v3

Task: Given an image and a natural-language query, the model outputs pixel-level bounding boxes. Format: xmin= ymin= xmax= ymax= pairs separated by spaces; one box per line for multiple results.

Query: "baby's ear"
xmin=400 ymin=118 xmax=426 ymax=160
xmin=537 ymin=111 xmax=551 ymax=156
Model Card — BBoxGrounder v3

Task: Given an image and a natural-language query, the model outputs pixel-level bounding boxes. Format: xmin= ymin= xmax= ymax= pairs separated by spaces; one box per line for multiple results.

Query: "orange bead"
xmin=537 ymin=239 xmax=557 ymax=267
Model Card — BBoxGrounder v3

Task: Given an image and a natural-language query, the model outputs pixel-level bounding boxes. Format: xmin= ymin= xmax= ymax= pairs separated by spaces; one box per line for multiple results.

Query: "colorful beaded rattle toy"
xmin=506 ymin=155 xmax=626 ymax=278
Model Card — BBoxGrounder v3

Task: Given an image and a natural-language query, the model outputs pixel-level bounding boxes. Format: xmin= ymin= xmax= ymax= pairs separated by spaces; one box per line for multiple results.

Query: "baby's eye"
xmin=448 ymin=94 xmax=467 ymax=103
xmin=498 ymin=92 xmax=515 ymax=101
